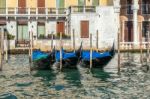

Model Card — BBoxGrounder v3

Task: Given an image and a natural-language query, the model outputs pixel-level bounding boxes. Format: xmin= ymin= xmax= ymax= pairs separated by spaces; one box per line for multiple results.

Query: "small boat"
xmin=54 ymin=43 xmax=82 ymax=68
xmin=80 ymin=43 xmax=115 ymax=68
xmin=32 ymin=50 xmax=55 ymax=70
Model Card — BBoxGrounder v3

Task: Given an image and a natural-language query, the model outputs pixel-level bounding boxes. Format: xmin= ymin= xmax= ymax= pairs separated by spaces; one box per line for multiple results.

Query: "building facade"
xmin=120 ymin=0 xmax=150 ymax=49
xmin=0 ymin=0 xmax=116 ymax=50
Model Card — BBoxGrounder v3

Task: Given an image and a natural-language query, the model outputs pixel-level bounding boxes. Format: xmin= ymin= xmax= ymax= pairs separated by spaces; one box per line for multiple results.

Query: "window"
xmin=142 ymin=0 xmax=150 ymax=14
xmin=127 ymin=0 xmax=133 ymax=14
xmin=142 ymin=21 xmax=149 ymax=41
xmin=124 ymin=21 xmax=133 ymax=42
xmin=56 ymin=0 xmax=64 ymax=14
xmin=80 ymin=21 xmax=89 ymax=38
xmin=38 ymin=22 xmax=45 ymax=39
xmin=18 ymin=25 xmax=28 ymax=40
xmin=18 ymin=0 xmax=26 ymax=14
xmin=38 ymin=0 xmax=45 ymax=14
xmin=92 ymin=0 xmax=99 ymax=6
xmin=57 ymin=22 xmax=65 ymax=34
xmin=0 ymin=0 xmax=6 ymax=14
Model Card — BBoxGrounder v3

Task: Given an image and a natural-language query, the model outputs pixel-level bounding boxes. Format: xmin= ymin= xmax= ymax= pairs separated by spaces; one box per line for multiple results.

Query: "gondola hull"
xmin=32 ymin=55 xmax=51 ymax=70
xmin=80 ymin=43 xmax=115 ymax=68
xmin=80 ymin=56 xmax=112 ymax=68
xmin=32 ymin=50 xmax=55 ymax=70
xmin=55 ymin=51 xmax=79 ymax=68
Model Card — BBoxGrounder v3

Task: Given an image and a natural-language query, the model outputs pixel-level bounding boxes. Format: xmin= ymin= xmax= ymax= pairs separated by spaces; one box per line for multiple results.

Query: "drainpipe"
xmin=132 ymin=0 xmax=139 ymax=48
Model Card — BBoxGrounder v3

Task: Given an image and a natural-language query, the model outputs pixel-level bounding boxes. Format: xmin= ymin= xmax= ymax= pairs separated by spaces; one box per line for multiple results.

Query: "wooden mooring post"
xmin=73 ymin=29 xmax=75 ymax=52
xmin=0 ymin=27 xmax=3 ymax=70
xmin=140 ymin=30 xmax=143 ymax=63
xmin=29 ymin=31 xmax=33 ymax=70
xmin=147 ymin=31 xmax=150 ymax=62
xmin=31 ymin=31 xmax=33 ymax=61
xmin=5 ymin=29 xmax=8 ymax=62
xmin=96 ymin=30 xmax=99 ymax=51
xmin=51 ymin=32 xmax=54 ymax=51
xmin=118 ymin=29 xmax=121 ymax=74
xmin=29 ymin=31 xmax=31 ymax=63
xmin=90 ymin=34 xmax=92 ymax=69
xmin=60 ymin=32 xmax=62 ymax=71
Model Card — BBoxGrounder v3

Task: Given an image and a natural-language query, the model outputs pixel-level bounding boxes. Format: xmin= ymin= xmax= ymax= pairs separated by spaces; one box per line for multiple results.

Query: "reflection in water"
xmin=0 ymin=93 xmax=17 ymax=99
xmin=91 ymin=69 xmax=111 ymax=81
xmin=0 ymin=53 xmax=149 ymax=98
xmin=63 ymin=69 xmax=81 ymax=87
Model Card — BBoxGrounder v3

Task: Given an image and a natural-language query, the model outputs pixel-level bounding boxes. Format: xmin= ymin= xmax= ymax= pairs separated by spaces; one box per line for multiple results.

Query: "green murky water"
xmin=0 ymin=53 xmax=150 ymax=99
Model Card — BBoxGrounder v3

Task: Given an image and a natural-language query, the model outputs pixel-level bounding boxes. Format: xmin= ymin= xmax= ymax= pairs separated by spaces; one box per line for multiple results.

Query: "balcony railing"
xmin=0 ymin=7 xmax=67 ymax=16
xmin=120 ymin=42 xmax=150 ymax=49
xmin=69 ymin=6 xmax=96 ymax=13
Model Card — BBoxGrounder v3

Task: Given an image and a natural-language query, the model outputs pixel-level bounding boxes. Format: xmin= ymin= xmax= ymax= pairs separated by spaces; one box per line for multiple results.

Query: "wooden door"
xmin=80 ymin=21 xmax=89 ymax=38
xmin=38 ymin=0 xmax=45 ymax=14
xmin=57 ymin=22 xmax=65 ymax=34
xmin=18 ymin=0 xmax=26 ymax=14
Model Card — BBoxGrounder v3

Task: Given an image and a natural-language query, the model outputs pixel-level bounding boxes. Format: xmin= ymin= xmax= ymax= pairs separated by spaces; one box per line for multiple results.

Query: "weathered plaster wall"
xmin=45 ymin=21 xmax=56 ymax=36
xmin=6 ymin=21 xmax=17 ymax=39
xmin=28 ymin=21 xmax=37 ymax=38
xmin=70 ymin=6 xmax=118 ymax=49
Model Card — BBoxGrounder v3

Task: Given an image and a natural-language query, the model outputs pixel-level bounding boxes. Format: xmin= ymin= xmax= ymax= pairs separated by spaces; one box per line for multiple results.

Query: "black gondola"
xmin=54 ymin=43 xmax=82 ymax=68
xmin=80 ymin=43 xmax=115 ymax=68
xmin=32 ymin=49 xmax=55 ymax=70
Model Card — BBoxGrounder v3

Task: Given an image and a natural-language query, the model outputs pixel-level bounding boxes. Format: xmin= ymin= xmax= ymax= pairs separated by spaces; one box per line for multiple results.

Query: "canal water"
xmin=0 ymin=53 xmax=149 ymax=99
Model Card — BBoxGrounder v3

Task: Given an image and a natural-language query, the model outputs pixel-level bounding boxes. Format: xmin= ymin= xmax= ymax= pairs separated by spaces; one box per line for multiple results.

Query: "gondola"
xmin=54 ymin=43 xmax=82 ymax=68
xmin=80 ymin=43 xmax=115 ymax=68
xmin=32 ymin=49 xmax=55 ymax=70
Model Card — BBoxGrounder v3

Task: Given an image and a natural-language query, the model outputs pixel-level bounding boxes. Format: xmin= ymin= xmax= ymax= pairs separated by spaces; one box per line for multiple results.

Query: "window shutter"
xmin=92 ymin=0 xmax=99 ymax=6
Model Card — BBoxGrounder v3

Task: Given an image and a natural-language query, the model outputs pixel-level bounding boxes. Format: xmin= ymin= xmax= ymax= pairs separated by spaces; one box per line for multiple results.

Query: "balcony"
xmin=69 ymin=6 xmax=96 ymax=13
xmin=0 ymin=7 xmax=67 ymax=17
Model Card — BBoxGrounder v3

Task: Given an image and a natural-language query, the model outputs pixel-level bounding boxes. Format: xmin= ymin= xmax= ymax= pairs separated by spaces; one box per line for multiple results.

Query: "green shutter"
xmin=92 ymin=0 xmax=99 ymax=6
xmin=38 ymin=25 xmax=45 ymax=38
xmin=59 ymin=0 xmax=64 ymax=8
xmin=57 ymin=0 xmax=64 ymax=14
xmin=78 ymin=0 xmax=84 ymax=6
xmin=18 ymin=25 xmax=22 ymax=40
xmin=18 ymin=25 xmax=28 ymax=40
xmin=23 ymin=25 xmax=28 ymax=40
xmin=78 ymin=0 xmax=84 ymax=12
xmin=0 ymin=0 xmax=6 ymax=13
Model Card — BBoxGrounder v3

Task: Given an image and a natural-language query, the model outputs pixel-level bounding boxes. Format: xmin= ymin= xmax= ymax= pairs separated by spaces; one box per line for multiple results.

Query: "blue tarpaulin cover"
xmin=81 ymin=51 xmax=111 ymax=61
xmin=32 ymin=50 xmax=49 ymax=61
xmin=55 ymin=50 xmax=77 ymax=62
